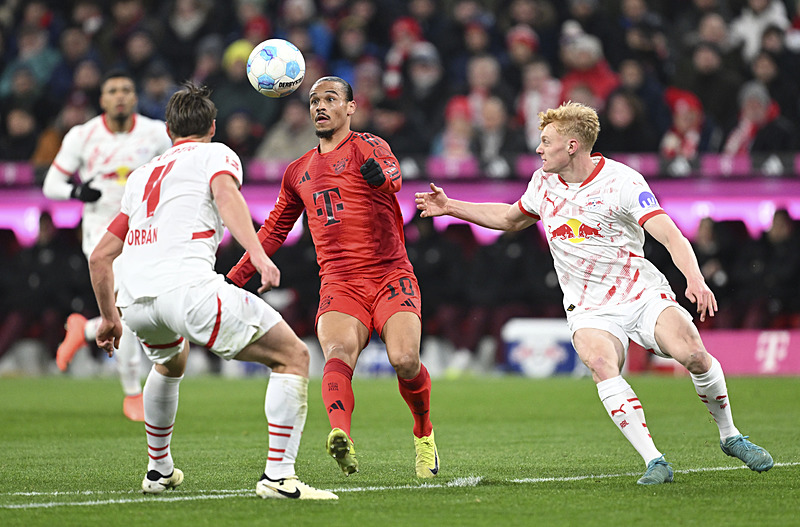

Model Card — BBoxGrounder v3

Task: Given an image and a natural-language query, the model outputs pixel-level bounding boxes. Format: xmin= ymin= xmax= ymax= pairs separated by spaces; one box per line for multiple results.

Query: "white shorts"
xmin=119 ymin=276 xmax=282 ymax=364
xmin=567 ymin=291 xmax=693 ymax=357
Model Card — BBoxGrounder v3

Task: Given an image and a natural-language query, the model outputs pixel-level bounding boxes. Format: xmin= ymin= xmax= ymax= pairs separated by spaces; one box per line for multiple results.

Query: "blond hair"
xmin=538 ymin=101 xmax=600 ymax=150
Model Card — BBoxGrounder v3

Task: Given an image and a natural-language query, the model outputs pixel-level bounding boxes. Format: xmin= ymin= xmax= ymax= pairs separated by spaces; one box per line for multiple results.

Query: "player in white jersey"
xmin=415 ymin=102 xmax=773 ymax=484
xmin=43 ymin=70 xmax=172 ymax=421
xmin=88 ymin=82 xmax=336 ymax=500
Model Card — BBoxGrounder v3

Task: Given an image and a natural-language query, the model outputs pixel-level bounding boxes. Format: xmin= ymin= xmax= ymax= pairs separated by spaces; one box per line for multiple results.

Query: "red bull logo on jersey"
xmin=548 ymin=219 xmax=603 ymax=243
xmin=101 ymin=166 xmax=132 ymax=185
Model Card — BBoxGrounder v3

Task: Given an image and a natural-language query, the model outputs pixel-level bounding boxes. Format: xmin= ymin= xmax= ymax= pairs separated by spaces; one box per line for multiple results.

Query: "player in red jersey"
xmin=228 ymin=76 xmax=438 ymax=479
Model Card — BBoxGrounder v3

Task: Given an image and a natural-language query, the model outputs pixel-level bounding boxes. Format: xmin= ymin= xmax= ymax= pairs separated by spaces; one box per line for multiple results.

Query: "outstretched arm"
xmin=644 ymin=213 xmax=717 ymax=321
xmin=415 ymin=183 xmax=537 ymax=231
xmin=89 ymin=231 xmax=124 ymax=355
xmin=212 ymin=174 xmax=279 ymax=293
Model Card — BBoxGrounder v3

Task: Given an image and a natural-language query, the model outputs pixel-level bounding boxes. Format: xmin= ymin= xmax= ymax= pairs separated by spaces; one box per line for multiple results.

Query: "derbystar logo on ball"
xmin=247 ymin=38 xmax=306 ymax=98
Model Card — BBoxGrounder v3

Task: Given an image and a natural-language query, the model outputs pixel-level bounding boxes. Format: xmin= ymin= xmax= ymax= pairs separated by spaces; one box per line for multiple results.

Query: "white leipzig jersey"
xmin=115 ymin=141 xmax=243 ymax=307
xmin=518 ymin=154 xmax=671 ymax=314
xmin=51 ymin=114 xmax=172 ymax=256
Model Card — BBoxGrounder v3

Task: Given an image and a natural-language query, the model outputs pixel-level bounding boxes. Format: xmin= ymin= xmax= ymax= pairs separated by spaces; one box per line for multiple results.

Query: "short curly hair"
xmin=538 ymin=101 xmax=600 ymax=150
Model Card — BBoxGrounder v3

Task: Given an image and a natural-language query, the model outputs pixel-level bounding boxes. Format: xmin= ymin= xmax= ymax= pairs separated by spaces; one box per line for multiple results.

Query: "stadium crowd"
xmin=1 ymin=0 xmax=800 ymax=366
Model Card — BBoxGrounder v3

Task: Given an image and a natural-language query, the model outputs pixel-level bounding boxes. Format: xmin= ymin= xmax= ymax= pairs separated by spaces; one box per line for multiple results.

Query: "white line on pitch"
xmin=2 ymin=464 xmax=797 ymax=510
xmin=511 ymin=461 xmax=800 ymax=483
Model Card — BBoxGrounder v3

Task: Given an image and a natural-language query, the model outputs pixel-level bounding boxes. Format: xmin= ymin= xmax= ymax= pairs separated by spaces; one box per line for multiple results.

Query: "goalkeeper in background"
xmin=43 ymin=69 xmax=172 ymax=421
xmin=228 ymin=76 xmax=439 ymax=479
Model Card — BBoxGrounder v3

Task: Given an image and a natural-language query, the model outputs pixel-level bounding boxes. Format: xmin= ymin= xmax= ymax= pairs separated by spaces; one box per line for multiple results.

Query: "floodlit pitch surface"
xmin=1 ymin=375 xmax=797 ymax=526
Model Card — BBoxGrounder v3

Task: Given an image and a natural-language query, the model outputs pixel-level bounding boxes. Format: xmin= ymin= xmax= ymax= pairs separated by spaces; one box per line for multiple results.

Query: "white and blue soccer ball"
xmin=246 ymin=38 xmax=306 ymax=98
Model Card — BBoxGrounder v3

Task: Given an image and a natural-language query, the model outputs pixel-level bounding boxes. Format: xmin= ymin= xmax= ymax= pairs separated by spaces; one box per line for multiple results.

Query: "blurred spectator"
xmin=0 ymin=66 xmax=56 ymax=130
xmin=686 ymin=12 xmax=746 ymax=75
xmin=409 ymin=0 xmax=454 ymax=55
xmin=216 ymin=109 xmax=263 ymax=160
xmin=674 ymin=41 xmax=743 ymax=133
xmin=431 ymin=95 xmax=475 ymax=159
xmin=211 ymin=39 xmax=280 ymax=128
xmin=692 ymin=216 xmax=738 ymax=328
xmin=462 ymin=54 xmax=517 ymax=123
xmin=759 ymin=23 xmax=800 ymax=93
xmin=0 ymin=24 xmax=60 ymax=98
xmin=565 ymin=0 xmax=626 ymax=68
xmin=114 ymin=28 xmax=164 ymax=86
xmin=352 ymin=56 xmax=385 ymax=109
xmin=0 ymin=107 xmax=39 ymax=161
xmin=562 ymin=81 xmax=601 ymax=109
xmin=328 ymin=15 xmax=380 ymax=86
xmin=0 ymin=212 xmax=85 ymax=362
xmin=444 ymin=0 xmax=496 ymax=63
xmin=18 ymin=0 xmax=65 ymax=44
xmin=502 ymin=24 xmax=541 ymax=94
xmin=594 ymin=89 xmax=659 ymax=153
xmin=137 ymin=62 xmax=178 ymax=120
xmin=470 ymin=96 xmax=527 ymax=178
xmin=617 ymin=0 xmax=672 ymax=81
xmin=729 ymin=0 xmax=790 ymax=63
xmin=748 ymin=49 xmax=800 ymax=123
xmin=722 ymin=80 xmax=798 ymax=155
xmin=456 ymin=229 xmax=548 ymax=366
xmin=449 ymin=16 xmax=506 ymax=92
xmin=669 ymin=0 xmax=734 ymax=57
xmin=735 ymin=208 xmax=800 ymax=328
xmin=264 ymin=214 xmax=320 ymax=339
xmin=70 ymin=0 xmax=105 ymax=38
xmin=31 ymin=92 xmax=96 ymax=170
xmin=371 ymin=98 xmax=428 ymax=156
xmin=558 ymin=31 xmax=620 ymax=110
xmin=241 ymin=14 xmax=271 ymax=47
xmin=158 ymin=0 xmax=220 ymax=82
xmin=349 ymin=0 xmax=397 ymax=52
xmin=49 ymin=25 xmax=100 ymax=100
xmin=403 ymin=42 xmax=451 ymax=147
xmin=383 ymin=17 xmax=425 ymax=99
xmin=404 ymin=212 xmax=469 ymax=343
xmin=617 ymin=58 xmax=671 ymax=137
xmin=189 ymin=34 xmax=226 ymax=88
xmin=254 ymin=96 xmax=318 ymax=161
xmin=515 ymin=56 xmax=562 ymax=151
xmin=659 ymin=87 xmax=723 ymax=173
xmin=501 ymin=0 xmax=561 ymax=70
xmin=68 ymin=59 xmax=103 ymax=115
xmin=274 ymin=0 xmax=334 ymax=61
xmin=95 ymin=0 xmax=152 ymax=67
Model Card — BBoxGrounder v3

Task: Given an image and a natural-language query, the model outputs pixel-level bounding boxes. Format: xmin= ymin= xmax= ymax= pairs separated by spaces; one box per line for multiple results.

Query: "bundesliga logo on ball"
xmin=246 ymin=38 xmax=306 ymax=98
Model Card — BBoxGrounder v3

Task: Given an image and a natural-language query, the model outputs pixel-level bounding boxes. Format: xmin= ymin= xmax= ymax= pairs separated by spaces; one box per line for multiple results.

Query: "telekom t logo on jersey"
xmin=313 ymin=187 xmax=344 ymax=226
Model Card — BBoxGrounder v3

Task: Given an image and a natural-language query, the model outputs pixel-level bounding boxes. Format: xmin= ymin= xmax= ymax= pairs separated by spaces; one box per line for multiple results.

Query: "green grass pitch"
xmin=1 ymin=374 xmax=797 ymax=526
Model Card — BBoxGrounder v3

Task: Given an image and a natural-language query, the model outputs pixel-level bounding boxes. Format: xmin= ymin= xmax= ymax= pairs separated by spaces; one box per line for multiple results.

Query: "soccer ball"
xmin=246 ymin=39 xmax=306 ymax=98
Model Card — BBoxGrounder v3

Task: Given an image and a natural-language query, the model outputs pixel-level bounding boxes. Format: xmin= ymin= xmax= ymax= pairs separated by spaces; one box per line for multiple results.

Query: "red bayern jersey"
xmin=228 ymin=131 xmax=413 ymax=285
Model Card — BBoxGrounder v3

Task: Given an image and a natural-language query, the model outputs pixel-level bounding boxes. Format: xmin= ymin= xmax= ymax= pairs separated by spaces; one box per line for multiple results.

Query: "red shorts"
xmin=316 ymin=268 xmax=422 ymax=337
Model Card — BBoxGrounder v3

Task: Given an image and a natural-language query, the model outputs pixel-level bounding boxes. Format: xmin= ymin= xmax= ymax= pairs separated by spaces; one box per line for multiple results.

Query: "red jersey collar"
xmin=102 ymin=113 xmax=137 ymax=133
xmin=172 ymin=139 xmax=198 ymax=147
xmin=557 ymin=153 xmax=605 ymax=187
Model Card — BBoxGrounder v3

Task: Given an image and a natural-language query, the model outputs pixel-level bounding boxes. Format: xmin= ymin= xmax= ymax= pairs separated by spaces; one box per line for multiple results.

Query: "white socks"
xmin=264 ymin=373 xmax=308 ymax=480
xmin=85 ymin=316 xmax=142 ymax=397
xmin=597 ymin=376 xmax=662 ymax=466
xmin=691 ymin=356 xmax=739 ymax=440
xmin=116 ymin=321 xmax=142 ymax=396
xmin=83 ymin=317 xmax=101 ymax=341
xmin=143 ymin=367 xmax=182 ymax=475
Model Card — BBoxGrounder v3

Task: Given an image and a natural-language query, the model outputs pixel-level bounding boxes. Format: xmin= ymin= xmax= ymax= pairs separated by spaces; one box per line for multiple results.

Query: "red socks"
xmin=323 ymin=358 xmax=433 ymax=440
xmin=398 ymin=363 xmax=433 ymax=438
xmin=321 ymin=358 xmax=355 ymax=438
